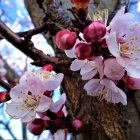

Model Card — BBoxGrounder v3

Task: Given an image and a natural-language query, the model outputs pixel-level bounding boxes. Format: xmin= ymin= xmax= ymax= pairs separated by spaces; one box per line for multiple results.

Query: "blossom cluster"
xmin=55 ymin=6 xmax=140 ymax=105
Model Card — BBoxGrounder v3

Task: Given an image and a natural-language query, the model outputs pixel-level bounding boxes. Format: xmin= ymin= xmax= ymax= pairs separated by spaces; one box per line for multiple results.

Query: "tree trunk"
xmin=24 ymin=0 xmax=140 ymax=139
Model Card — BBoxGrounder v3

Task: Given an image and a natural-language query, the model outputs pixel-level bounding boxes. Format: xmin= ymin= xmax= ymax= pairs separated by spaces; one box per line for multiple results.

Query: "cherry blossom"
xmin=6 ymin=76 xmax=52 ymax=122
xmin=19 ymin=70 xmax=64 ymax=91
xmin=104 ymin=58 xmax=125 ymax=80
xmin=84 ymin=78 xmax=127 ymax=105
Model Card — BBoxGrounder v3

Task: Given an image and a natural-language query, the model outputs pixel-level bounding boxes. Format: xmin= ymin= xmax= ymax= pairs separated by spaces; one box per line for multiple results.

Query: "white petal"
xmin=6 ymin=103 xmax=27 ymax=119
xmin=106 ymin=32 xmax=120 ymax=57
xmin=70 ymin=59 xmax=85 ymax=71
xmin=44 ymin=73 xmax=64 ymax=91
xmin=84 ymin=79 xmax=100 ymax=95
xmin=50 ymin=93 xmax=66 ymax=113
xmin=64 ymin=48 xmax=76 ymax=58
xmin=19 ymin=71 xmax=34 ymax=83
xmin=36 ymin=95 xmax=52 ymax=112
xmin=110 ymin=6 xmax=126 ymax=26
xmin=21 ymin=111 xmax=36 ymax=123
xmin=80 ymin=61 xmax=95 ymax=75
xmin=54 ymin=129 xmax=66 ymax=140
xmin=101 ymin=79 xmax=127 ymax=105
xmin=27 ymin=77 xmax=46 ymax=96
xmin=111 ymin=13 xmax=135 ymax=38
xmin=10 ymin=84 xmax=28 ymax=102
xmin=82 ymin=69 xmax=97 ymax=80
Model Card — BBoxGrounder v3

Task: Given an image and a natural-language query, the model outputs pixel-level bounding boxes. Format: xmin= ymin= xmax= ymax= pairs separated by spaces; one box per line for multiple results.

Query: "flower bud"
xmin=83 ymin=21 xmax=106 ymax=42
xmin=28 ymin=119 xmax=47 ymax=135
xmin=71 ymin=0 xmax=90 ymax=10
xmin=55 ymin=29 xmax=77 ymax=50
xmin=41 ymin=64 xmax=54 ymax=72
xmin=75 ymin=43 xmax=91 ymax=60
xmin=123 ymin=76 xmax=140 ymax=90
xmin=0 ymin=91 xmax=10 ymax=103
xmin=72 ymin=118 xmax=84 ymax=132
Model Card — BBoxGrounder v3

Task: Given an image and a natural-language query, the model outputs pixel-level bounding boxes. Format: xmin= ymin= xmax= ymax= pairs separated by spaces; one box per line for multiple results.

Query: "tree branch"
xmin=0 ymin=20 xmax=70 ymax=66
xmin=0 ymin=79 xmax=12 ymax=92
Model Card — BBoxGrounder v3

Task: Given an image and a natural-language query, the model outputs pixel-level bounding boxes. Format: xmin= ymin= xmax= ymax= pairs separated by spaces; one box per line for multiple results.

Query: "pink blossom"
xmin=70 ymin=56 xmax=104 ymax=80
xmin=6 ymin=76 xmax=52 ymax=122
xmin=20 ymin=71 xmax=64 ymax=91
xmin=104 ymin=58 xmax=125 ymax=80
xmin=84 ymin=78 xmax=127 ymax=105
xmin=123 ymin=76 xmax=140 ymax=90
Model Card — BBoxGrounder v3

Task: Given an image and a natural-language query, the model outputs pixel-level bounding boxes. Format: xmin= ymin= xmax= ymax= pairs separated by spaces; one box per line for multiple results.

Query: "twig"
xmin=0 ymin=20 xmax=70 ymax=66
xmin=0 ymin=79 xmax=12 ymax=92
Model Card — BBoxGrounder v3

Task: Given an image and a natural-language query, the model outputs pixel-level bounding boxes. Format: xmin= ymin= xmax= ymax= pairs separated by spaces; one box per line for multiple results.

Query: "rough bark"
xmin=24 ymin=0 xmax=140 ymax=140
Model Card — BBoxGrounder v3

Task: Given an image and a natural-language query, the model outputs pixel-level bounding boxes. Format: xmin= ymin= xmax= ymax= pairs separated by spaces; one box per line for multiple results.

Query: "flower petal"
xmin=106 ymin=32 xmax=120 ymax=57
xmin=21 ymin=111 xmax=36 ymax=123
xmin=82 ymin=69 xmax=97 ymax=80
xmin=80 ymin=61 xmax=95 ymax=75
xmin=64 ymin=48 xmax=76 ymax=58
xmin=6 ymin=102 xmax=27 ymax=119
xmin=84 ymin=79 xmax=100 ymax=96
xmin=111 ymin=13 xmax=134 ymax=38
xmin=10 ymin=84 xmax=28 ymax=102
xmin=36 ymin=95 xmax=52 ymax=112
xmin=26 ymin=76 xmax=46 ymax=96
xmin=70 ymin=59 xmax=85 ymax=71
xmin=44 ymin=73 xmax=64 ymax=91
xmin=50 ymin=93 xmax=66 ymax=113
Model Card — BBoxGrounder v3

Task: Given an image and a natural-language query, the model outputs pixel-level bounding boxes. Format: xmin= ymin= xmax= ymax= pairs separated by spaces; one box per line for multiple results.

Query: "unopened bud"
xmin=75 ymin=43 xmax=91 ymax=60
xmin=27 ymin=119 xmax=47 ymax=135
xmin=41 ymin=64 xmax=54 ymax=72
xmin=83 ymin=21 xmax=106 ymax=42
xmin=55 ymin=29 xmax=77 ymax=50
xmin=72 ymin=118 xmax=84 ymax=132
xmin=0 ymin=91 xmax=10 ymax=103
xmin=71 ymin=0 xmax=90 ymax=10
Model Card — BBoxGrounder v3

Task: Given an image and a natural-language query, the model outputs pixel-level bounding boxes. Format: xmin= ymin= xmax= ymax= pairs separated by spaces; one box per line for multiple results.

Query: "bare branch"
xmin=0 ymin=79 xmax=12 ymax=92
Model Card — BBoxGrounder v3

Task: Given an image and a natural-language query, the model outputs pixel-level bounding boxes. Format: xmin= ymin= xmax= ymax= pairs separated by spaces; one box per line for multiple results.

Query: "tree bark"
xmin=24 ymin=0 xmax=140 ymax=140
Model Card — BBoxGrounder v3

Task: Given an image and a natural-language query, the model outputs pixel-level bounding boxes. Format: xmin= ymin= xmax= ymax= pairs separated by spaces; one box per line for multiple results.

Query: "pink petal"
xmin=106 ymin=32 xmax=120 ymax=57
xmin=44 ymin=73 xmax=64 ymax=91
xmin=70 ymin=59 xmax=85 ymax=71
xmin=104 ymin=58 xmax=125 ymax=80
xmin=84 ymin=79 xmax=100 ymax=95
xmin=80 ymin=61 xmax=95 ymax=75
xmin=27 ymin=77 xmax=46 ymax=96
xmin=110 ymin=6 xmax=126 ymax=26
xmin=81 ymin=69 xmax=97 ymax=80
xmin=50 ymin=93 xmax=66 ymax=113
xmin=36 ymin=95 xmax=52 ymax=112
xmin=111 ymin=13 xmax=134 ymax=38
xmin=101 ymin=79 xmax=127 ymax=105
xmin=6 ymin=103 xmax=27 ymax=119
xmin=10 ymin=84 xmax=28 ymax=102
xmin=21 ymin=111 xmax=36 ymax=123
xmin=64 ymin=48 xmax=76 ymax=58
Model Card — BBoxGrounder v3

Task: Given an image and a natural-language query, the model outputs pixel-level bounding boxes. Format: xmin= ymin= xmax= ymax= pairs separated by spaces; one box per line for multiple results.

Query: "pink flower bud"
xmin=41 ymin=64 xmax=54 ymax=72
xmin=72 ymin=118 xmax=84 ymax=132
xmin=83 ymin=21 xmax=106 ymax=42
xmin=28 ymin=119 xmax=47 ymax=135
xmin=71 ymin=0 xmax=90 ymax=9
xmin=55 ymin=29 xmax=77 ymax=50
xmin=123 ymin=76 xmax=140 ymax=90
xmin=75 ymin=43 xmax=91 ymax=60
xmin=0 ymin=91 xmax=10 ymax=103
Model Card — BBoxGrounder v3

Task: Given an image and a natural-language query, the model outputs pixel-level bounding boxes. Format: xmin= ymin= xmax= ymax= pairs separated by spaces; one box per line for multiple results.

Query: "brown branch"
xmin=0 ymin=20 xmax=70 ymax=66
xmin=0 ymin=79 xmax=12 ymax=92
